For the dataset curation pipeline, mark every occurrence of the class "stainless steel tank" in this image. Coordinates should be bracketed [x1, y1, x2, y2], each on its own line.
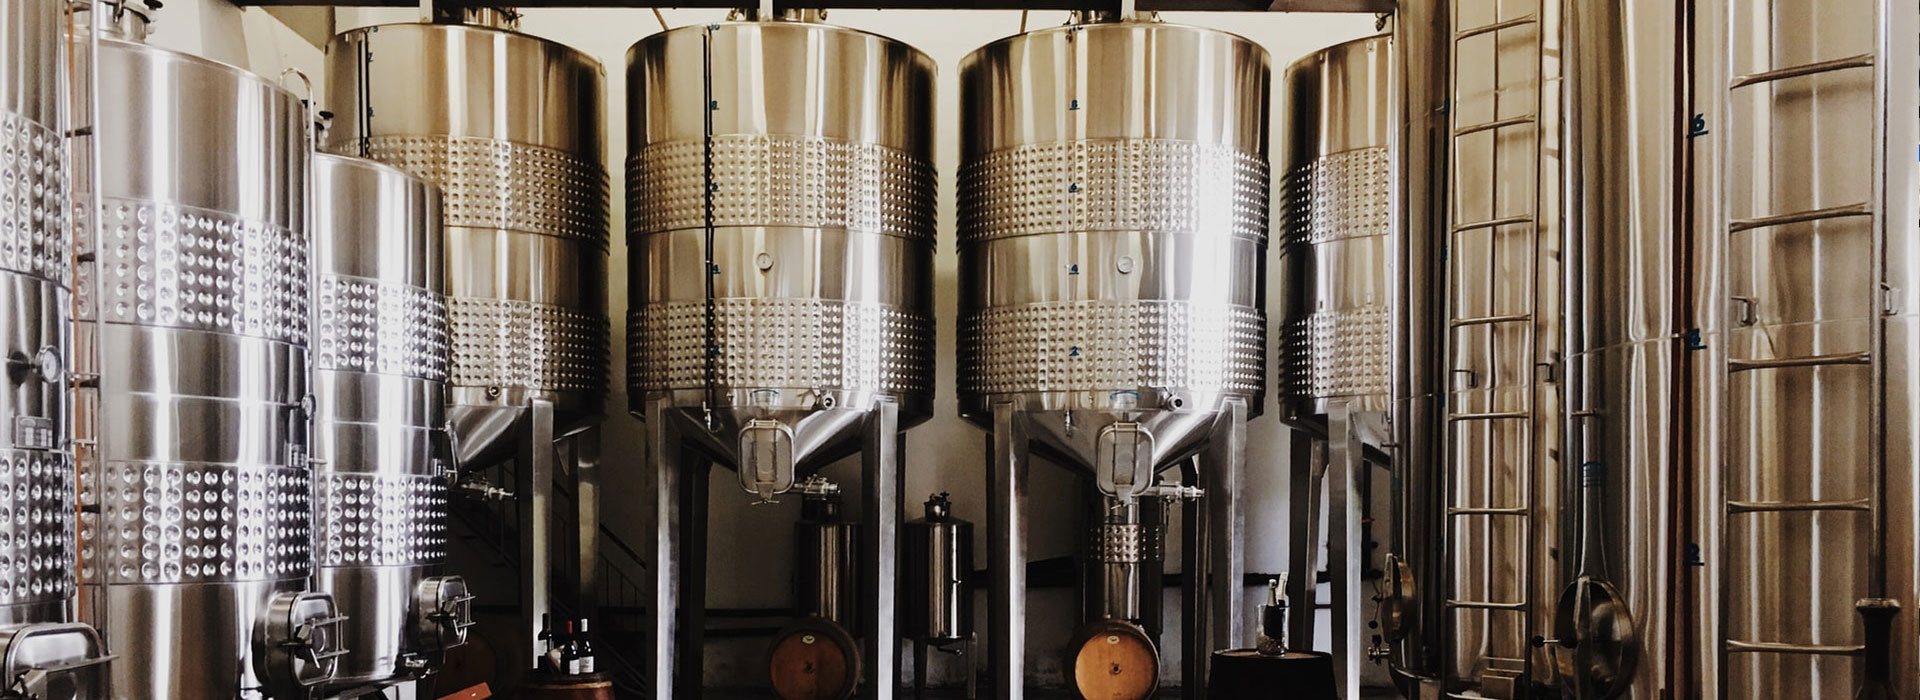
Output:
[1280, 35, 1393, 417]
[626, 14, 936, 492]
[321, 21, 610, 468]
[1277, 36, 1394, 696]
[71, 18, 342, 699]
[0, 2, 114, 692]
[957, 14, 1269, 466]
[958, 14, 1268, 698]
[1684, 0, 1919, 696]
[626, 16, 935, 698]
[0, 0, 79, 630]
[1426, 0, 1568, 695]
[309, 153, 471, 693]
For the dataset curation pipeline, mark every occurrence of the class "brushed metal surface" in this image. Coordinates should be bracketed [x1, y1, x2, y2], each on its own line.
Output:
[1431, 0, 1567, 694]
[1704, 0, 1916, 695]
[1279, 35, 1393, 416]
[956, 16, 1270, 470]
[323, 23, 610, 457]
[71, 33, 315, 699]
[0, 0, 73, 628]
[625, 18, 937, 474]
[1561, 4, 1680, 687]
[310, 154, 457, 691]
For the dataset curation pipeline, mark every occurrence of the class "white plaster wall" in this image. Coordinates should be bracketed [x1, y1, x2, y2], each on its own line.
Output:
[129, 4, 1384, 689]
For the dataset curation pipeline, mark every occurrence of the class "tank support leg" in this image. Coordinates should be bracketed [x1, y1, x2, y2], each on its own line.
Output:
[862, 399, 903, 699]
[1288, 428, 1327, 652]
[1198, 398, 1251, 694]
[1182, 457, 1209, 700]
[1328, 403, 1366, 700]
[647, 399, 710, 699]
[573, 425, 602, 621]
[516, 399, 556, 672]
[987, 403, 1029, 700]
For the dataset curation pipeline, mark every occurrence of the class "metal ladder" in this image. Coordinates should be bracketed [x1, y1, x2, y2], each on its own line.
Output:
[1717, 0, 1891, 685]
[1441, 0, 1552, 695]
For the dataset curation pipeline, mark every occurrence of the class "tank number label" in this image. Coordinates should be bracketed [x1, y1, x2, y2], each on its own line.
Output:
[11, 416, 51, 451]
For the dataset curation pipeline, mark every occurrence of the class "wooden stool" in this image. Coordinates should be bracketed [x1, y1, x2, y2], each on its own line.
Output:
[516, 672, 614, 700]
[1208, 650, 1337, 699]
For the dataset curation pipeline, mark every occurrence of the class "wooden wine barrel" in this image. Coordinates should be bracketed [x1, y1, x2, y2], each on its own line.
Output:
[1069, 620, 1159, 700]
[1207, 649, 1338, 699]
[516, 672, 614, 700]
[768, 618, 861, 700]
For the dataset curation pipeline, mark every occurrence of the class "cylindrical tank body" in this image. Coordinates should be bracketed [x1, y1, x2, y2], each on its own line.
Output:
[625, 17, 936, 484]
[309, 153, 467, 690]
[0, 0, 77, 628]
[1425, 0, 1568, 694]
[321, 23, 610, 469]
[73, 33, 322, 698]
[1561, 2, 1676, 697]
[905, 495, 972, 643]
[1683, 0, 1919, 696]
[793, 480, 860, 627]
[1280, 35, 1394, 417]
[957, 16, 1269, 467]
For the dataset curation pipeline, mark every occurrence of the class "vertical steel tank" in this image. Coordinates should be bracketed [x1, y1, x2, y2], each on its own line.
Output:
[1280, 35, 1394, 418]
[626, 14, 935, 697]
[1687, 0, 1920, 696]
[72, 12, 342, 699]
[626, 13, 936, 490]
[957, 14, 1268, 471]
[958, 13, 1268, 698]
[1277, 35, 1393, 696]
[0, 0, 78, 630]
[322, 21, 610, 467]
[1427, 0, 1569, 695]
[0, 1, 113, 692]
[309, 153, 471, 693]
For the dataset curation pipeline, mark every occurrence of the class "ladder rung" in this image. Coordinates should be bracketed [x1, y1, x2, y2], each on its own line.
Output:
[1456, 15, 1537, 40]
[1728, 498, 1871, 514]
[1448, 506, 1529, 516]
[1454, 215, 1534, 234]
[1446, 599, 1528, 611]
[1448, 411, 1529, 422]
[1726, 640, 1863, 656]
[1728, 352, 1871, 372]
[1451, 313, 1530, 328]
[1729, 202, 1873, 233]
[1454, 115, 1536, 137]
[1731, 53, 1877, 89]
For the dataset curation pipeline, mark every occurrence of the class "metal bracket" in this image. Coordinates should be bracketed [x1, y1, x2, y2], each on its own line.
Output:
[1094, 422, 1155, 502]
[738, 419, 795, 502]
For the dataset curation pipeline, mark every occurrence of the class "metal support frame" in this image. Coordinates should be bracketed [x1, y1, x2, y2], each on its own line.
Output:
[646, 397, 906, 699]
[515, 400, 556, 673]
[573, 426, 603, 622]
[1202, 399, 1251, 670]
[862, 400, 904, 700]
[986, 403, 1028, 700]
[1284, 404, 1371, 700]
[647, 397, 711, 699]
[1286, 430, 1326, 653]
[1326, 404, 1366, 700]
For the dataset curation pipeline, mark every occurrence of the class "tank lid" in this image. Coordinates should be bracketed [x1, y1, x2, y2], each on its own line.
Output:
[924, 492, 952, 520]
[90, 0, 159, 43]
[1067, 10, 1161, 25]
[729, 7, 828, 23]
[434, 6, 521, 29]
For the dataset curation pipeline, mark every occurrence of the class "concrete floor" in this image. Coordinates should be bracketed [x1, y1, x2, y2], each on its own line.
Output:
[706, 690, 1403, 699]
